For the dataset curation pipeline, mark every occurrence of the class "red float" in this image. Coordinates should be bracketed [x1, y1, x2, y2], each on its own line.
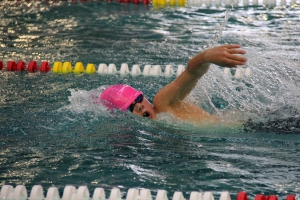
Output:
[7, 61, 17, 71]
[255, 195, 267, 200]
[286, 195, 295, 200]
[27, 61, 39, 73]
[236, 192, 248, 200]
[123, 0, 130, 3]
[133, 0, 139, 4]
[267, 196, 278, 200]
[39, 61, 51, 73]
[143, 0, 150, 4]
[0, 61, 3, 70]
[16, 61, 26, 71]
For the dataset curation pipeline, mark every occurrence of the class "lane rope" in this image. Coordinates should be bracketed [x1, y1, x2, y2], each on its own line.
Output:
[0, 185, 295, 200]
[0, 60, 252, 79]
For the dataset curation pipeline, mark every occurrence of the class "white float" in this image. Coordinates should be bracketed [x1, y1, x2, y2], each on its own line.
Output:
[109, 188, 121, 200]
[126, 188, 139, 200]
[224, 68, 232, 76]
[172, 192, 185, 200]
[107, 64, 117, 74]
[150, 65, 162, 76]
[120, 63, 130, 75]
[131, 65, 141, 76]
[62, 186, 77, 200]
[93, 188, 106, 200]
[164, 65, 174, 77]
[176, 65, 185, 77]
[140, 189, 152, 200]
[0, 185, 14, 200]
[155, 190, 168, 200]
[219, 192, 230, 200]
[189, 192, 202, 200]
[29, 185, 44, 200]
[12, 185, 27, 200]
[143, 65, 152, 76]
[203, 192, 214, 200]
[76, 186, 90, 200]
[46, 187, 60, 200]
[245, 67, 253, 76]
[98, 63, 108, 74]
[234, 68, 243, 79]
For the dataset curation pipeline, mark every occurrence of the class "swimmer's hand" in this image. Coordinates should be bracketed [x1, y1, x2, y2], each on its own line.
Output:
[203, 44, 247, 68]
[187, 44, 247, 77]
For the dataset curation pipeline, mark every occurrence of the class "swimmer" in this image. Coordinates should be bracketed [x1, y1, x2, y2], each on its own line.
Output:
[100, 44, 247, 124]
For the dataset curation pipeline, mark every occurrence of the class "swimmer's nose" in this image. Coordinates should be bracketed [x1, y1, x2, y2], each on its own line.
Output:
[136, 103, 144, 113]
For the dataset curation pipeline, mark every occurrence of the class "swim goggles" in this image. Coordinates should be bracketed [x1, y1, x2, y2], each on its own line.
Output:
[128, 94, 143, 112]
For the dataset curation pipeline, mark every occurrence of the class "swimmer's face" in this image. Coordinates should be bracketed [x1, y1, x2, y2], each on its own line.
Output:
[129, 96, 156, 119]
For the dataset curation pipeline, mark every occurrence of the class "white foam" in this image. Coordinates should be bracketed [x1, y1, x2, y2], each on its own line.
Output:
[62, 86, 109, 114]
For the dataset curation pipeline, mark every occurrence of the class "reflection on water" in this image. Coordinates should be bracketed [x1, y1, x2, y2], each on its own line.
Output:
[0, 1, 300, 199]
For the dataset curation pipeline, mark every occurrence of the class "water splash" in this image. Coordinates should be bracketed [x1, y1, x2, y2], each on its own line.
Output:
[192, 45, 300, 133]
[59, 86, 109, 114]
[204, 7, 232, 49]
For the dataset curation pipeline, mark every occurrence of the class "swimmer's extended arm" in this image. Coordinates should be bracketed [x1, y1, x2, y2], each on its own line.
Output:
[154, 44, 247, 110]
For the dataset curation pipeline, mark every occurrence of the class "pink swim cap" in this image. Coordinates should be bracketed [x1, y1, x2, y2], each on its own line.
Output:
[100, 84, 143, 111]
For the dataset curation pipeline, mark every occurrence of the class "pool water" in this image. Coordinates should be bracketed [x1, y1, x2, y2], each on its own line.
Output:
[0, 1, 300, 199]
